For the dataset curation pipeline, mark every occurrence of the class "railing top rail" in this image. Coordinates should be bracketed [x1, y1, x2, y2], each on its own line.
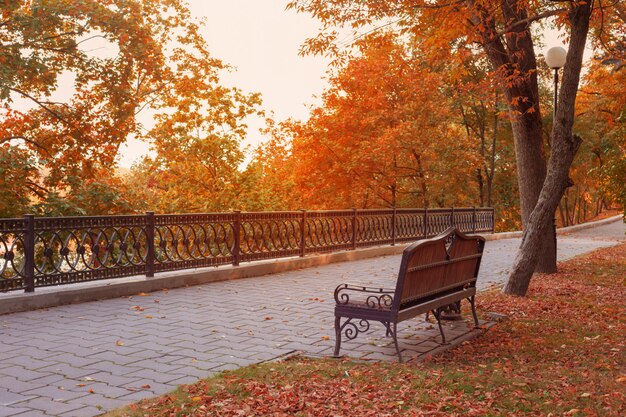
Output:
[0, 219, 25, 234]
[32, 214, 146, 222]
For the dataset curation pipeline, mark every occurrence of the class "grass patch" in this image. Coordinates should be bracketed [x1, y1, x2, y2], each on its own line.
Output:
[105, 244, 626, 416]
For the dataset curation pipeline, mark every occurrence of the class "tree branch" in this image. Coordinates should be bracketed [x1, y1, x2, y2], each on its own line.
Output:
[493, 8, 567, 40]
[0, 135, 53, 157]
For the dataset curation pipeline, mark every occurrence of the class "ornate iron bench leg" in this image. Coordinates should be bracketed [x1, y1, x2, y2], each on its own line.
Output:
[384, 321, 402, 363]
[467, 295, 479, 327]
[392, 322, 402, 363]
[334, 316, 342, 356]
[432, 308, 447, 344]
[385, 323, 392, 337]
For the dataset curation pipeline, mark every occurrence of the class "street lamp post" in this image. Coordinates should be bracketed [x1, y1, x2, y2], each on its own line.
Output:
[545, 46, 567, 268]
[545, 46, 567, 120]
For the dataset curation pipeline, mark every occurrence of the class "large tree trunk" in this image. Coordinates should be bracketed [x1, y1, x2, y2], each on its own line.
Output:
[504, 2, 591, 295]
[510, 112, 557, 273]
[470, 0, 557, 274]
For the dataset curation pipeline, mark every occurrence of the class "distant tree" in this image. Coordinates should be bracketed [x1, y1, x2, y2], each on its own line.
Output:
[255, 34, 478, 210]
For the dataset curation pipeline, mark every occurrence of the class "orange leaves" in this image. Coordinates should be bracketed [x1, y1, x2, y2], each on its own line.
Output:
[255, 32, 479, 210]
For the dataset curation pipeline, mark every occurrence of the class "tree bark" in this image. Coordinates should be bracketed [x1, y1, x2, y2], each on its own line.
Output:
[504, 1, 591, 295]
[469, 0, 557, 274]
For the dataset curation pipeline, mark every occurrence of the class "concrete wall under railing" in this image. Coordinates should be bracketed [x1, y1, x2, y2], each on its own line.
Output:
[0, 215, 622, 316]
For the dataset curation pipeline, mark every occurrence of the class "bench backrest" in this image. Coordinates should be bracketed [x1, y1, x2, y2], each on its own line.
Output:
[392, 228, 485, 310]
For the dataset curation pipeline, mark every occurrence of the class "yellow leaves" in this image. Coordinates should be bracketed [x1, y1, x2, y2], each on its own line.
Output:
[116, 340, 125, 346]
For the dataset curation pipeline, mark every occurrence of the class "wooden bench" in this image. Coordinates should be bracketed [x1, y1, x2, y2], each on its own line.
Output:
[333, 227, 485, 362]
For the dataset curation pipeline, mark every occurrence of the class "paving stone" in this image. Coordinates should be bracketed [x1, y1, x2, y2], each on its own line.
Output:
[0, 379, 45, 397]
[63, 393, 128, 411]
[124, 369, 183, 385]
[166, 375, 202, 387]
[0, 368, 50, 383]
[72, 382, 134, 399]
[0, 390, 36, 407]
[81, 361, 143, 375]
[114, 390, 156, 403]
[11, 397, 83, 416]
[121, 380, 176, 396]
[2, 410, 46, 417]
[58, 405, 104, 417]
[34, 365, 96, 381]
[64, 372, 141, 391]
[0, 405, 35, 417]
[40, 354, 100, 368]
[19, 386, 86, 402]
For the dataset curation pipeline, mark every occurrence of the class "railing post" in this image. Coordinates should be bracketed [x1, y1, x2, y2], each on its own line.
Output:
[391, 206, 397, 246]
[233, 210, 241, 266]
[24, 214, 35, 293]
[145, 211, 155, 278]
[352, 208, 358, 250]
[450, 206, 455, 228]
[424, 208, 429, 238]
[472, 206, 477, 234]
[300, 209, 307, 257]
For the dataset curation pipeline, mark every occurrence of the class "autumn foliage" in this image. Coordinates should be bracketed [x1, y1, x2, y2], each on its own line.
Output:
[0, 0, 623, 235]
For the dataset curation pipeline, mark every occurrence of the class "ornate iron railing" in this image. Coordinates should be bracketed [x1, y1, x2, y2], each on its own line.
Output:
[0, 207, 493, 293]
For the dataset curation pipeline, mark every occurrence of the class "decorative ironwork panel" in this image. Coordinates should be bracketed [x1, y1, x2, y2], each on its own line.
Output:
[427, 209, 453, 236]
[32, 216, 148, 287]
[395, 209, 426, 242]
[452, 209, 474, 233]
[475, 209, 495, 233]
[304, 210, 354, 254]
[239, 212, 301, 261]
[0, 207, 494, 293]
[354, 210, 394, 247]
[154, 213, 235, 271]
[0, 218, 27, 291]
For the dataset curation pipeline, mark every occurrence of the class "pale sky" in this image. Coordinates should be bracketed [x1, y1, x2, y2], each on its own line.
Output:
[115, 1, 571, 168]
[118, 0, 331, 167]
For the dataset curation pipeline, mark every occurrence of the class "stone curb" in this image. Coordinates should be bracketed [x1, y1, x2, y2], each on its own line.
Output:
[556, 214, 623, 235]
[482, 214, 623, 241]
[0, 244, 406, 316]
[1, 215, 621, 316]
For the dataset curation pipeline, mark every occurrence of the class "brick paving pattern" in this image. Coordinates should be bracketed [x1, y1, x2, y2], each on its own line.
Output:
[0, 220, 623, 416]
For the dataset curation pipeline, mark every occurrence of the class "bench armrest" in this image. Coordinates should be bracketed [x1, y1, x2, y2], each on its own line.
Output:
[334, 283, 395, 309]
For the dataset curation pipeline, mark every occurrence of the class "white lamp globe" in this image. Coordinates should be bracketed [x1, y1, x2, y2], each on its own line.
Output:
[545, 46, 567, 69]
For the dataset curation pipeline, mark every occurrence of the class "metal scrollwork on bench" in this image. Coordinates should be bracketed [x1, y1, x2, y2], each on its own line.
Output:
[334, 283, 395, 309]
[366, 294, 393, 309]
[339, 318, 371, 341]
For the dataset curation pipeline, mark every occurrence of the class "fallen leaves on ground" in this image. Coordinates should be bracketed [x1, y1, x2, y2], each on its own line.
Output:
[106, 244, 626, 417]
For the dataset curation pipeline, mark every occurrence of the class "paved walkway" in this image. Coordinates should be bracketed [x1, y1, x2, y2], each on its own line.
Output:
[0, 219, 623, 416]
